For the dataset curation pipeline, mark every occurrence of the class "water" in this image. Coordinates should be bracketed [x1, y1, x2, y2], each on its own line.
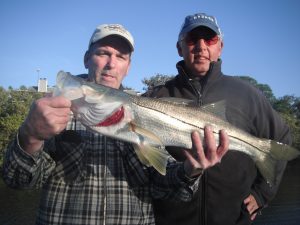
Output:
[254, 158, 300, 225]
[0, 158, 299, 225]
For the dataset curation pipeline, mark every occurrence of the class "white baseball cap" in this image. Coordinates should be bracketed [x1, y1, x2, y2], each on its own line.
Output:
[88, 24, 134, 51]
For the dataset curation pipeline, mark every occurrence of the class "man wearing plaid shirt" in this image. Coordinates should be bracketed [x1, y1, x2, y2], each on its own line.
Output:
[2, 24, 229, 225]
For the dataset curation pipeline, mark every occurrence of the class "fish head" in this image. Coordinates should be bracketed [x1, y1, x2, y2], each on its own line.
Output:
[54, 71, 125, 126]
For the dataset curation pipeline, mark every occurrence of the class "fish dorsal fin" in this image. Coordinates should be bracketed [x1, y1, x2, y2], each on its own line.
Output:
[200, 101, 227, 121]
[158, 97, 195, 105]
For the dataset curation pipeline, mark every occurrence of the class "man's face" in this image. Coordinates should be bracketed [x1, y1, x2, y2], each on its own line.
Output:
[177, 26, 223, 77]
[84, 36, 131, 89]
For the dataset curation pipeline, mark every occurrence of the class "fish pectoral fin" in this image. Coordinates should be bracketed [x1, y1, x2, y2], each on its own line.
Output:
[130, 123, 168, 175]
[130, 123, 163, 146]
[133, 144, 169, 176]
[133, 144, 151, 167]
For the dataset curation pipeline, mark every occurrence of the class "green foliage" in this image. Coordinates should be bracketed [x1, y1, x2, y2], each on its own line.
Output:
[142, 73, 174, 91]
[280, 112, 300, 150]
[273, 96, 300, 150]
[273, 95, 300, 117]
[0, 87, 43, 165]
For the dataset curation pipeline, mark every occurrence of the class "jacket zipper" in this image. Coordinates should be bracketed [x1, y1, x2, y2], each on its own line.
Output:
[184, 70, 208, 225]
[181, 69, 203, 106]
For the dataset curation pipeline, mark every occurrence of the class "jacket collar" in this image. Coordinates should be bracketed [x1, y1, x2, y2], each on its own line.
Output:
[176, 59, 223, 85]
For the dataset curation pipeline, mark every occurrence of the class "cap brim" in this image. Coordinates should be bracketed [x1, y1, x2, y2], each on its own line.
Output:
[179, 23, 220, 41]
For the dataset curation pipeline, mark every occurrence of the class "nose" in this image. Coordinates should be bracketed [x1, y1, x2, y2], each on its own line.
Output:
[194, 39, 207, 51]
[105, 55, 117, 69]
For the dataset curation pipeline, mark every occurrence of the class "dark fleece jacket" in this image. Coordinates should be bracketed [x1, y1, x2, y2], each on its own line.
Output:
[144, 60, 292, 225]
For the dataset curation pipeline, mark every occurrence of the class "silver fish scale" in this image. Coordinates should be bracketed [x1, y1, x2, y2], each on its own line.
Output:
[131, 96, 261, 151]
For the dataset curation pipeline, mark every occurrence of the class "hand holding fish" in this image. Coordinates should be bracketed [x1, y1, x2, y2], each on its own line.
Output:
[18, 96, 71, 154]
[183, 127, 229, 178]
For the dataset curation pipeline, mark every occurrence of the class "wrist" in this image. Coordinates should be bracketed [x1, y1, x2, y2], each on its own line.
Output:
[18, 124, 44, 154]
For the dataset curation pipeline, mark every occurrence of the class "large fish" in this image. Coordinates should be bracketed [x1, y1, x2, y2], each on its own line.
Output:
[54, 71, 299, 186]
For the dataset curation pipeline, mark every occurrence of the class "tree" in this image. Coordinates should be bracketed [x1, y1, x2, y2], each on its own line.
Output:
[273, 95, 300, 150]
[0, 87, 42, 165]
[273, 95, 300, 117]
[142, 73, 174, 91]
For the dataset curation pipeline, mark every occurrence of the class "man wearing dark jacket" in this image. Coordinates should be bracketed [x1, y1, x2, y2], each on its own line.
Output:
[144, 13, 292, 225]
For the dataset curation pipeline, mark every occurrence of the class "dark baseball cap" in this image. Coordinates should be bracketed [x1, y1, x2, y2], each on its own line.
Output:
[178, 13, 222, 41]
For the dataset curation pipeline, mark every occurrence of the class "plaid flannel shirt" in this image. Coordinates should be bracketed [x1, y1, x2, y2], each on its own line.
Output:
[3, 118, 199, 225]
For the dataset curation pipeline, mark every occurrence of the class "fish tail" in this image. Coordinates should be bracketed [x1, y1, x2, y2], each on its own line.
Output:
[255, 155, 278, 186]
[269, 140, 300, 160]
[133, 144, 169, 175]
[255, 140, 299, 186]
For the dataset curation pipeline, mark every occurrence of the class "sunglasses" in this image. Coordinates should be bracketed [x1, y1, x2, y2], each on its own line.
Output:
[183, 33, 219, 46]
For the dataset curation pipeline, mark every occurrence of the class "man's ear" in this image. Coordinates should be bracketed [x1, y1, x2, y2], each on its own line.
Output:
[177, 42, 183, 57]
[84, 51, 89, 69]
[218, 41, 224, 58]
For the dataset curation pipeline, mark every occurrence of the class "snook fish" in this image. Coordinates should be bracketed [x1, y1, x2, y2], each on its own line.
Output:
[54, 71, 299, 186]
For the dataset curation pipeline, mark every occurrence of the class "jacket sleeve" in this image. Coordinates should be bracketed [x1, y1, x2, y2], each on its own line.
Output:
[149, 159, 200, 202]
[120, 143, 200, 202]
[2, 132, 56, 189]
[249, 88, 293, 208]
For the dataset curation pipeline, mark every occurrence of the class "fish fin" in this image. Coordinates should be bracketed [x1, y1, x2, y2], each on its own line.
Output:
[255, 140, 299, 186]
[255, 155, 278, 187]
[133, 144, 151, 166]
[269, 140, 300, 160]
[158, 97, 195, 105]
[200, 101, 227, 121]
[130, 123, 168, 175]
[130, 123, 164, 146]
[137, 144, 169, 175]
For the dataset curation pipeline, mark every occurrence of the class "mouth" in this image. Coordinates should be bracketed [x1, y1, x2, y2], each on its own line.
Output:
[194, 55, 209, 60]
[194, 55, 210, 64]
[102, 73, 115, 79]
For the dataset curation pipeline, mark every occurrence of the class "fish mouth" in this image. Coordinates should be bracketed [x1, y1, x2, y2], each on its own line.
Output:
[96, 106, 125, 127]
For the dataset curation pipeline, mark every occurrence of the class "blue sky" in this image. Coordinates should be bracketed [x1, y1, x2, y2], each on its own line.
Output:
[1, 0, 299, 98]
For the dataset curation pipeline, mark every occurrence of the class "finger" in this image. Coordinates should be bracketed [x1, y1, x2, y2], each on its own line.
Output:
[250, 213, 257, 221]
[191, 131, 206, 163]
[51, 114, 71, 125]
[204, 126, 217, 160]
[183, 149, 199, 166]
[53, 108, 72, 118]
[243, 196, 250, 204]
[247, 204, 255, 214]
[217, 129, 229, 159]
[48, 96, 72, 108]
